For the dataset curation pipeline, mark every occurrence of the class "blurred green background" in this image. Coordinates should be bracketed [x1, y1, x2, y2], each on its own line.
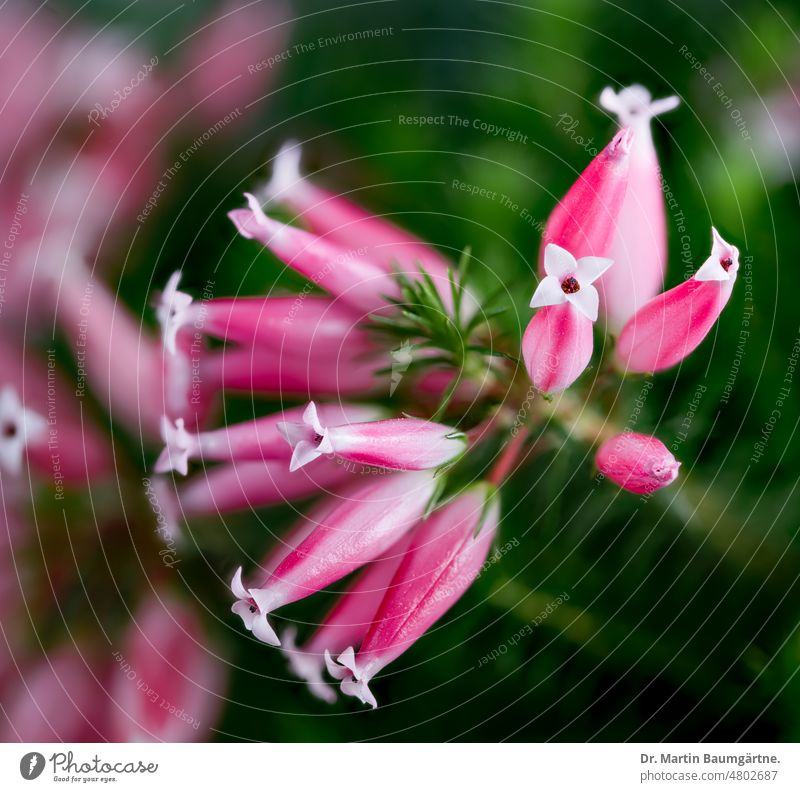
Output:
[51, 0, 800, 741]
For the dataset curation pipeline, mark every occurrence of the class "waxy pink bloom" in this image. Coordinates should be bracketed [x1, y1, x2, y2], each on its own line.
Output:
[153, 458, 355, 536]
[615, 228, 740, 373]
[540, 127, 634, 265]
[156, 403, 382, 476]
[597, 85, 681, 331]
[231, 470, 438, 646]
[523, 244, 612, 393]
[281, 534, 413, 703]
[157, 274, 383, 398]
[258, 141, 453, 281]
[326, 483, 499, 708]
[0, 645, 110, 742]
[109, 594, 224, 742]
[277, 401, 467, 472]
[596, 432, 680, 494]
[229, 195, 401, 315]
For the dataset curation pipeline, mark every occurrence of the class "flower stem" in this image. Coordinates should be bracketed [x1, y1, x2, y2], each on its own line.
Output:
[488, 426, 529, 487]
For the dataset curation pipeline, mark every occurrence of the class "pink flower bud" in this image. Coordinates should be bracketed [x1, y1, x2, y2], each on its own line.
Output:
[258, 142, 452, 280]
[596, 432, 680, 494]
[231, 470, 438, 646]
[597, 85, 680, 331]
[615, 228, 740, 373]
[229, 195, 400, 314]
[277, 401, 466, 472]
[280, 534, 413, 703]
[540, 127, 634, 265]
[156, 403, 382, 475]
[109, 594, 224, 741]
[523, 244, 607, 392]
[326, 483, 499, 708]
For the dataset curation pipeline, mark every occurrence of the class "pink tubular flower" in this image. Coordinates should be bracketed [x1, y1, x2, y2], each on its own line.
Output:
[597, 85, 681, 332]
[152, 457, 355, 537]
[540, 127, 634, 265]
[596, 432, 680, 494]
[0, 645, 109, 742]
[523, 244, 612, 393]
[280, 534, 413, 703]
[229, 195, 400, 314]
[109, 594, 223, 741]
[230, 470, 438, 646]
[277, 401, 467, 472]
[156, 403, 382, 476]
[326, 483, 499, 708]
[615, 228, 741, 373]
[258, 141, 453, 280]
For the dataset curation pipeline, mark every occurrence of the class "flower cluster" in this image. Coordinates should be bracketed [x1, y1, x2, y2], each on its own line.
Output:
[148, 84, 741, 708]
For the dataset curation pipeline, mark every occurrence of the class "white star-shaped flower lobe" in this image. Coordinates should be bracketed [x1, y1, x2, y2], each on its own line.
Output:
[155, 271, 193, 355]
[599, 84, 680, 126]
[229, 568, 280, 646]
[694, 227, 740, 282]
[0, 386, 47, 475]
[277, 401, 335, 472]
[154, 416, 193, 476]
[530, 243, 613, 322]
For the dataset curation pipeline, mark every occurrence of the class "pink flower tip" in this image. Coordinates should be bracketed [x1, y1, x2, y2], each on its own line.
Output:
[596, 432, 680, 494]
[155, 271, 194, 355]
[154, 416, 192, 476]
[694, 227, 740, 282]
[0, 385, 47, 475]
[324, 647, 377, 709]
[230, 567, 281, 646]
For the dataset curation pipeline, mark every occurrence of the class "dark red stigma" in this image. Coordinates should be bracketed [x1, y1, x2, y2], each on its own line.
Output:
[561, 276, 580, 294]
[721, 257, 733, 272]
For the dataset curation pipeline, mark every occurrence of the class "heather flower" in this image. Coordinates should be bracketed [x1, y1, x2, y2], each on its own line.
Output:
[277, 401, 466, 472]
[326, 483, 499, 708]
[230, 470, 438, 646]
[615, 228, 741, 373]
[597, 85, 680, 331]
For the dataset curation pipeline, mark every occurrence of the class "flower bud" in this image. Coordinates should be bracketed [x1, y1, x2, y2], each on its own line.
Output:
[596, 432, 680, 494]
